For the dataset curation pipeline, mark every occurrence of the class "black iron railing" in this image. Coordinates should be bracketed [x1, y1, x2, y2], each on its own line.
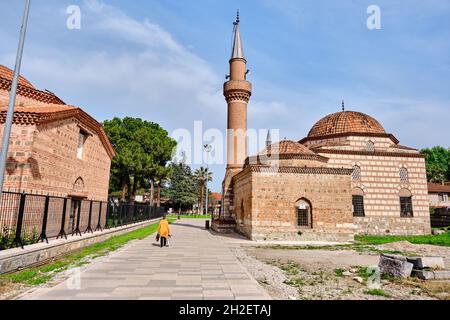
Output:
[0, 191, 165, 250]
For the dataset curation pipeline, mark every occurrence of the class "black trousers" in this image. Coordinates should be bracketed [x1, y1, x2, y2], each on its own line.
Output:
[160, 236, 167, 247]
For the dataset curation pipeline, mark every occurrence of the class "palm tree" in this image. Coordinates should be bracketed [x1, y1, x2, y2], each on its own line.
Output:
[194, 167, 213, 215]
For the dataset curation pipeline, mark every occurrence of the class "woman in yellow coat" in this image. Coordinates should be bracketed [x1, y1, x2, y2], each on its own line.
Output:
[157, 214, 170, 247]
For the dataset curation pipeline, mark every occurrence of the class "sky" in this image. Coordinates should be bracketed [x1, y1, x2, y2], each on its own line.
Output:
[1, 0, 449, 192]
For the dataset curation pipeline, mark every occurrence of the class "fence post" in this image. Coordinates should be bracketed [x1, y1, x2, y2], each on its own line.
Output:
[72, 201, 82, 236]
[38, 195, 50, 243]
[57, 198, 68, 239]
[13, 192, 26, 249]
[85, 200, 93, 234]
[95, 202, 103, 232]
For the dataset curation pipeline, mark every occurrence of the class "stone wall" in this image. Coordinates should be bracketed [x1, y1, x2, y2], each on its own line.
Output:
[233, 171, 253, 237]
[234, 169, 355, 241]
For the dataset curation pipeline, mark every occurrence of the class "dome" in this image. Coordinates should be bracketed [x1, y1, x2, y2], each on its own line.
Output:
[260, 140, 315, 155]
[307, 111, 385, 138]
[0, 65, 34, 88]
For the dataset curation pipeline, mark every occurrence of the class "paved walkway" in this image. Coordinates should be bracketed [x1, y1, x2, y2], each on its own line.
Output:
[21, 219, 270, 300]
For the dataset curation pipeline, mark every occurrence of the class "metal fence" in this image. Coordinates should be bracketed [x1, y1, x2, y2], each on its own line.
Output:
[0, 191, 166, 250]
[431, 210, 450, 228]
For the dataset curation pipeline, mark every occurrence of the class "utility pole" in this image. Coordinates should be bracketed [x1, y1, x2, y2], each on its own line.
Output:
[0, 0, 32, 195]
[204, 144, 212, 216]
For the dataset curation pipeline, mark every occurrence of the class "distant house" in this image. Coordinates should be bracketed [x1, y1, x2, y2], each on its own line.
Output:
[0, 65, 115, 201]
[428, 183, 450, 214]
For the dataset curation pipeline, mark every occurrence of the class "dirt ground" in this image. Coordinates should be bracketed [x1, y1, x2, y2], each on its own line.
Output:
[233, 242, 450, 300]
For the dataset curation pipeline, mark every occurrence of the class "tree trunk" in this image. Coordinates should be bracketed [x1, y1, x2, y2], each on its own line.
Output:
[131, 177, 138, 203]
[121, 183, 127, 203]
[199, 182, 204, 216]
[157, 182, 161, 207]
[150, 179, 155, 207]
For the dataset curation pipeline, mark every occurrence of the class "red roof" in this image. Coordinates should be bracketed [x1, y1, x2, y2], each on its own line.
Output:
[428, 183, 450, 193]
[0, 64, 34, 88]
[210, 192, 222, 201]
[0, 65, 115, 159]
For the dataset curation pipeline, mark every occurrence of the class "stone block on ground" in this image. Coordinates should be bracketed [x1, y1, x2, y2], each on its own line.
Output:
[412, 269, 435, 280]
[412, 269, 450, 280]
[378, 254, 413, 278]
[407, 257, 445, 270]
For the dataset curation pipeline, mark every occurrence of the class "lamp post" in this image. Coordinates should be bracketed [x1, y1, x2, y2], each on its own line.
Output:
[204, 144, 212, 216]
[0, 0, 32, 195]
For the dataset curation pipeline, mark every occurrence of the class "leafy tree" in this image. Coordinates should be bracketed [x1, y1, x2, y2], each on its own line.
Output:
[103, 117, 177, 202]
[420, 146, 450, 183]
[194, 167, 213, 215]
[165, 157, 197, 213]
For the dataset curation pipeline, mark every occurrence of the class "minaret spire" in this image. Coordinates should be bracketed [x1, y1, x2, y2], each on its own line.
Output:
[231, 10, 245, 60]
[266, 130, 272, 149]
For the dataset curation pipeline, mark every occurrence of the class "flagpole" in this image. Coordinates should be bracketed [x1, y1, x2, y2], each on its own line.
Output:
[0, 0, 32, 194]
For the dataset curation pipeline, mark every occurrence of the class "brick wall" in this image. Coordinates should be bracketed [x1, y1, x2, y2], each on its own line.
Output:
[0, 118, 111, 201]
[305, 135, 431, 235]
[234, 169, 355, 241]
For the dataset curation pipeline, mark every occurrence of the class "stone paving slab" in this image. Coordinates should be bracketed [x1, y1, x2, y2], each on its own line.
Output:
[20, 219, 271, 300]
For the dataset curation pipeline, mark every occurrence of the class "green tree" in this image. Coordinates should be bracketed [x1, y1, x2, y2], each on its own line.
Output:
[165, 158, 197, 213]
[103, 117, 177, 202]
[420, 146, 450, 183]
[194, 167, 213, 215]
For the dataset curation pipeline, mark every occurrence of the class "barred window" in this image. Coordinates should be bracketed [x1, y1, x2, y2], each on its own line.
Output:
[352, 196, 365, 217]
[352, 165, 361, 181]
[297, 199, 312, 228]
[366, 141, 375, 152]
[400, 189, 413, 217]
[352, 188, 365, 217]
[399, 167, 409, 182]
[400, 197, 413, 217]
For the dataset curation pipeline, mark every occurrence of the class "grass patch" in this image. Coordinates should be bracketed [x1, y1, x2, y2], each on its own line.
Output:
[279, 262, 300, 276]
[365, 289, 390, 297]
[334, 268, 345, 277]
[0, 218, 174, 290]
[284, 278, 305, 287]
[355, 232, 450, 247]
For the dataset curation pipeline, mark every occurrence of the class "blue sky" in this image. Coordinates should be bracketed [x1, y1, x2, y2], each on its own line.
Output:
[1, 0, 449, 192]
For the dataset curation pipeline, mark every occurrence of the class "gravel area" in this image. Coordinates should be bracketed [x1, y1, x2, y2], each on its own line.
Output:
[232, 243, 449, 300]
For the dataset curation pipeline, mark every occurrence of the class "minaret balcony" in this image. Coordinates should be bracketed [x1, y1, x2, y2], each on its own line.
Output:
[223, 80, 252, 96]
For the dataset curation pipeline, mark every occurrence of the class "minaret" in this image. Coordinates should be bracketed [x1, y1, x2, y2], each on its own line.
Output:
[224, 10, 252, 170]
[220, 11, 252, 223]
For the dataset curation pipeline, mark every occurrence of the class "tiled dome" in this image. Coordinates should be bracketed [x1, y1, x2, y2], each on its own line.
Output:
[308, 111, 385, 138]
[260, 140, 315, 155]
[0, 65, 34, 88]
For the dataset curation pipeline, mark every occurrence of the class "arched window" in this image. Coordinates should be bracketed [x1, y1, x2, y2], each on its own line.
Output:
[399, 189, 413, 217]
[352, 188, 365, 217]
[352, 165, 361, 181]
[366, 141, 375, 152]
[296, 199, 312, 228]
[400, 167, 409, 183]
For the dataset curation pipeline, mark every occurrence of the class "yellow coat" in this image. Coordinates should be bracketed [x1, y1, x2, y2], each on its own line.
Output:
[158, 219, 170, 238]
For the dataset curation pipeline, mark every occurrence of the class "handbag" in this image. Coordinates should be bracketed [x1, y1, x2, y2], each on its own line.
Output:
[156, 233, 160, 242]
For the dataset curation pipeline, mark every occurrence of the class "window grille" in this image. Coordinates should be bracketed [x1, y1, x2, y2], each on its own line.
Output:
[352, 195, 365, 217]
[399, 167, 409, 183]
[400, 197, 413, 217]
[366, 141, 375, 152]
[297, 200, 312, 228]
[352, 165, 361, 181]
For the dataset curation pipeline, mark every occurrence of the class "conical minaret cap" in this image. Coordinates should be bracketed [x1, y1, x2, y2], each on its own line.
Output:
[231, 10, 245, 59]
